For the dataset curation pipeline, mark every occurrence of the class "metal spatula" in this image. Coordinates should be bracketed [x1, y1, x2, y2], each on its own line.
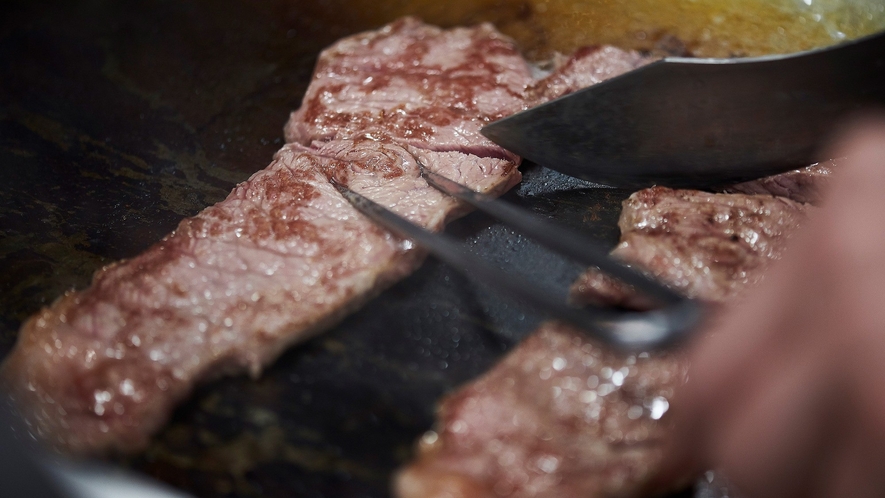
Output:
[482, 30, 885, 188]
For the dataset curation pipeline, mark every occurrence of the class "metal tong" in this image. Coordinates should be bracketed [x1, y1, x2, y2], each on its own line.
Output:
[334, 166, 705, 351]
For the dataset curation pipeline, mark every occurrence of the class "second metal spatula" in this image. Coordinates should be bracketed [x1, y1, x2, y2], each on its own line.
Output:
[482, 30, 885, 188]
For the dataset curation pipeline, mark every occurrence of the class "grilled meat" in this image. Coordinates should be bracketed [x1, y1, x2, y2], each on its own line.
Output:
[727, 160, 835, 205]
[572, 187, 809, 309]
[397, 187, 809, 498]
[525, 45, 653, 104]
[0, 18, 527, 455]
[284, 17, 531, 159]
[396, 321, 686, 498]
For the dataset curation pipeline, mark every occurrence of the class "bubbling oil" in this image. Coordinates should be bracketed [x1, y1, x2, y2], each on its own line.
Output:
[352, 0, 885, 58]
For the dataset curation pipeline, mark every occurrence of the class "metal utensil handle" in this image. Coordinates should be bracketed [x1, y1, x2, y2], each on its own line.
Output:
[333, 180, 704, 350]
[420, 164, 684, 306]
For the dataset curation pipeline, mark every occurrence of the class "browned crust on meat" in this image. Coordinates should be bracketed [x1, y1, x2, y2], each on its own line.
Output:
[572, 187, 809, 307]
[395, 322, 686, 498]
[398, 186, 812, 498]
[524, 45, 654, 105]
[727, 160, 835, 205]
[1, 18, 527, 456]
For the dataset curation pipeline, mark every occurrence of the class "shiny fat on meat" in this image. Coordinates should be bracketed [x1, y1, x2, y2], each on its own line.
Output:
[524, 45, 653, 105]
[397, 322, 686, 498]
[571, 187, 810, 310]
[0, 18, 529, 455]
[727, 160, 836, 205]
[284, 17, 531, 160]
[396, 187, 810, 498]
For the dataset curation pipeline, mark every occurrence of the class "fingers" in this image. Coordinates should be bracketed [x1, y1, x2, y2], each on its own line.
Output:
[660, 221, 822, 483]
[819, 117, 885, 270]
[713, 345, 839, 498]
[819, 427, 885, 498]
[660, 117, 885, 496]
[815, 299, 885, 498]
[824, 116, 885, 182]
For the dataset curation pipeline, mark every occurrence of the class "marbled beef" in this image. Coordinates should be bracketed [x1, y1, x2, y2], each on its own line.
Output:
[284, 18, 531, 160]
[727, 160, 835, 205]
[525, 45, 653, 105]
[396, 187, 809, 498]
[571, 187, 809, 309]
[396, 321, 687, 498]
[0, 18, 529, 455]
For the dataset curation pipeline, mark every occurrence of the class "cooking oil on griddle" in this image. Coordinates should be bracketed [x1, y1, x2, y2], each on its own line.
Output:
[346, 0, 885, 58]
[519, 0, 885, 57]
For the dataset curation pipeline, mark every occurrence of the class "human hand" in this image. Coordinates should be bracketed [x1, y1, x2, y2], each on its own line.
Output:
[659, 117, 885, 498]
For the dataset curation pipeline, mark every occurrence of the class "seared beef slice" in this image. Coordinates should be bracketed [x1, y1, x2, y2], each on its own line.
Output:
[285, 17, 530, 158]
[0, 18, 529, 455]
[397, 322, 686, 498]
[397, 188, 809, 498]
[572, 187, 809, 308]
[728, 160, 835, 205]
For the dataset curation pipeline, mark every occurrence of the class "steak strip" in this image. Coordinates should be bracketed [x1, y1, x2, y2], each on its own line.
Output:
[396, 187, 809, 498]
[727, 160, 835, 205]
[0, 17, 662, 456]
[571, 186, 810, 309]
[0, 17, 529, 455]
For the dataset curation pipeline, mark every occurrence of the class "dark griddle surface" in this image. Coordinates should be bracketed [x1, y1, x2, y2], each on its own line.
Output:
[0, 1, 675, 496]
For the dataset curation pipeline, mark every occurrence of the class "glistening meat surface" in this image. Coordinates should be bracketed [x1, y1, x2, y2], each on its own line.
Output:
[524, 45, 653, 105]
[396, 187, 809, 498]
[727, 160, 835, 205]
[397, 322, 687, 498]
[284, 18, 531, 159]
[0, 18, 528, 455]
[0, 16, 662, 456]
[572, 187, 810, 309]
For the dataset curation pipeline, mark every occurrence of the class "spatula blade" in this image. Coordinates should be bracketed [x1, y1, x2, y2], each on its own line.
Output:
[482, 30, 885, 189]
